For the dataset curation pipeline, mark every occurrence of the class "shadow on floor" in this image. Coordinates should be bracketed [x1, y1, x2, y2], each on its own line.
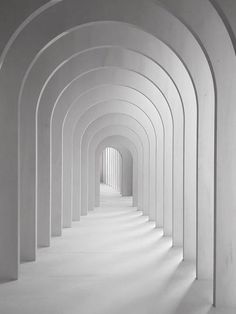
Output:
[0, 184, 233, 314]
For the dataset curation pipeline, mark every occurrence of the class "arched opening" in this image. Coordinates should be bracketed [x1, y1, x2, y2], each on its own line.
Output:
[99, 146, 134, 208]
[100, 147, 123, 194]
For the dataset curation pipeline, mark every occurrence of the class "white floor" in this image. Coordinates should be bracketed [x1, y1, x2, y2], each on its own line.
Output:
[0, 184, 234, 314]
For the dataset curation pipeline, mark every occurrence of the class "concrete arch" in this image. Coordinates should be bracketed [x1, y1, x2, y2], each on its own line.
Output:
[94, 139, 137, 209]
[16, 31, 188, 256]
[74, 105, 154, 217]
[41, 77, 166, 238]
[49, 67, 183, 244]
[61, 86, 166, 227]
[49, 53, 180, 240]
[99, 147, 132, 198]
[12, 14, 207, 272]
[79, 115, 149, 219]
[95, 136, 137, 207]
[19, 23, 189, 245]
[88, 128, 143, 215]
[0, 0, 221, 302]
[46, 61, 174, 236]
[81, 125, 144, 216]
[14, 22, 197, 278]
[16, 22, 195, 262]
[99, 147, 124, 195]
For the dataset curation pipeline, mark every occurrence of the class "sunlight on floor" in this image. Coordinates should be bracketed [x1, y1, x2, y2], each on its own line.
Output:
[0, 184, 233, 314]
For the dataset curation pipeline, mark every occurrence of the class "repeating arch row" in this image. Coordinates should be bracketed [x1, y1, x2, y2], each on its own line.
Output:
[0, 0, 235, 308]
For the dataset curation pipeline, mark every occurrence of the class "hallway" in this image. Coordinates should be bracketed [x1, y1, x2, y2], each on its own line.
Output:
[1, 1, 236, 312]
[0, 184, 229, 314]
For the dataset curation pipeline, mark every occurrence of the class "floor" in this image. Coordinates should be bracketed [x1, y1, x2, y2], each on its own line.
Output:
[0, 184, 234, 314]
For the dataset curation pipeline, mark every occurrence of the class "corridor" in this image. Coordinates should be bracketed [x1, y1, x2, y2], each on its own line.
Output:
[0, 184, 229, 314]
[1, 1, 236, 312]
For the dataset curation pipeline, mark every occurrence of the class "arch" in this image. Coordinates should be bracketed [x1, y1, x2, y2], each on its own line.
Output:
[76, 108, 153, 217]
[95, 138, 136, 205]
[89, 128, 142, 214]
[49, 55, 180, 237]
[82, 120, 146, 219]
[18, 21, 192, 260]
[62, 87, 164, 222]
[1, 1, 227, 304]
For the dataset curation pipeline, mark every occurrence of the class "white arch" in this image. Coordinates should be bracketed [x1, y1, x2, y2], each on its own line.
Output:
[77, 108, 153, 216]
[62, 86, 164, 224]
[95, 136, 137, 206]
[18, 22, 192, 262]
[0, 1, 223, 304]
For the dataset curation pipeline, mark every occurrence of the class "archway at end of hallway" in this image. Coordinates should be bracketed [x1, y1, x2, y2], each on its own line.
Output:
[99, 146, 133, 207]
